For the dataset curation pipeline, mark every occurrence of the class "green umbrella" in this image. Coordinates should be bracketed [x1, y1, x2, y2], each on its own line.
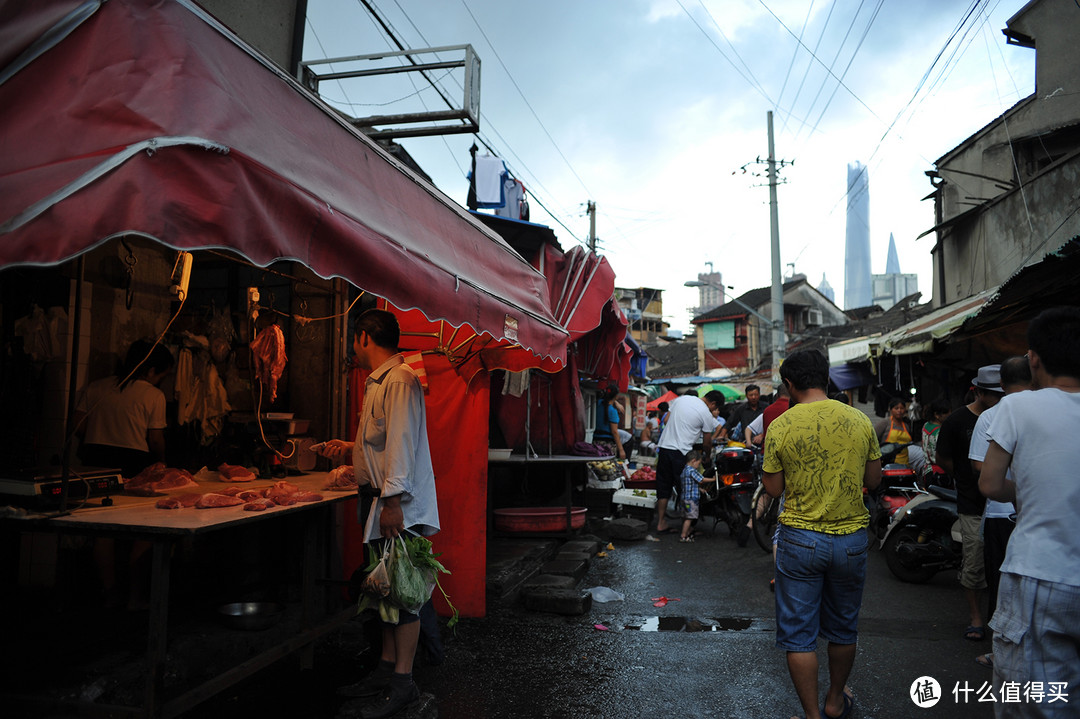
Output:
[696, 383, 743, 401]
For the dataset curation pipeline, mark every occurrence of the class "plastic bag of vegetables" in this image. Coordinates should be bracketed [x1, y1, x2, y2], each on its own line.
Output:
[356, 534, 459, 629]
[388, 536, 436, 614]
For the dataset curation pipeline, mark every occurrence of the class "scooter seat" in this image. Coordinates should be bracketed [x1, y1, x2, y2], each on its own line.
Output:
[928, 485, 957, 502]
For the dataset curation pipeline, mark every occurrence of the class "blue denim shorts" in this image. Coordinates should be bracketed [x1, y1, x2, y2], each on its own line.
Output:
[774, 524, 868, 652]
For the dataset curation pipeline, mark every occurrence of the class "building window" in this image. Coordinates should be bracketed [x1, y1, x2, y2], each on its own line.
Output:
[703, 320, 736, 349]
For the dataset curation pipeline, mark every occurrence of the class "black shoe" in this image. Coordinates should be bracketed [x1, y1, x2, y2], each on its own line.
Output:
[337, 666, 393, 698]
[736, 525, 751, 547]
[360, 680, 420, 719]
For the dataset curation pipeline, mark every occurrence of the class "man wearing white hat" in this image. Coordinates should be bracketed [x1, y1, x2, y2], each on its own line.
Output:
[936, 364, 1004, 643]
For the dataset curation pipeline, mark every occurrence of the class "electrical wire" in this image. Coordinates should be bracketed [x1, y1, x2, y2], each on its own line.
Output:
[774, 0, 818, 123]
[757, 0, 887, 131]
[779, 0, 837, 136]
[678, 0, 775, 107]
[354, 0, 587, 246]
[457, 0, 595, 200]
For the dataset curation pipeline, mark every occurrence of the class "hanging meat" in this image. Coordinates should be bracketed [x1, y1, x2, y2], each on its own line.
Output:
[249, 324, 287, 403]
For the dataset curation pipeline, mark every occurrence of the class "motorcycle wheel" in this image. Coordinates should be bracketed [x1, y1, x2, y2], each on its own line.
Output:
[750, 483, 779, 554]
[883, 526, 938, 584]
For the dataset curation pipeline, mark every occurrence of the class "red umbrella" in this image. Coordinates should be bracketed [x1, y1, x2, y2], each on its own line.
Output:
[646, 390, 679, 411]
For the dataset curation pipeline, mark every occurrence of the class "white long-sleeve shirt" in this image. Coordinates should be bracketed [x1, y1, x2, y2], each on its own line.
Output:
[353, 355, 439, 540]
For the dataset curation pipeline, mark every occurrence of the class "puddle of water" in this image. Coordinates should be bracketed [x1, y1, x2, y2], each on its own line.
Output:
[623, 616, 754, 632]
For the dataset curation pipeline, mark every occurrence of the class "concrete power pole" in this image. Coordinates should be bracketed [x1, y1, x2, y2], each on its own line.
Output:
[766, 111, 788, 388]
[586, 200, 597, 253]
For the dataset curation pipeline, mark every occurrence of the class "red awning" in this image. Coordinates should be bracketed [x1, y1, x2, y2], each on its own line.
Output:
[646, 390, 679, 411]
[541, 244, 630, 390]
[0, 0, 567, 363]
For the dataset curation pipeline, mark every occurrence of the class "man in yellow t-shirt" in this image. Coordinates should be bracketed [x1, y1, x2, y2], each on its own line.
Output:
[763, 349, 881, 719]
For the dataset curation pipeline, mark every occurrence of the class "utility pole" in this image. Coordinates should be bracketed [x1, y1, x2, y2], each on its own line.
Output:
[766, 111, 786, 388]
[738, 113, 792, 387]
[586, 200, 597, 253]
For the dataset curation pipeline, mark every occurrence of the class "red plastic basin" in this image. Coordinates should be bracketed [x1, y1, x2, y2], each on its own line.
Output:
[494, 507, 587, 533]
[623, 478, 656, 490]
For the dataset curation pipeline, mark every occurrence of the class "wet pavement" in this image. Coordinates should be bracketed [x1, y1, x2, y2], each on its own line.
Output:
[188, 519, 995, 719]
[9, 519, 1001, 718]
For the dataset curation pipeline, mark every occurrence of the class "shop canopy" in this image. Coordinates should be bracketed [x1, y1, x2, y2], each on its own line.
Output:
[0, 0, 568, 364]
[872, 289, 998, 357]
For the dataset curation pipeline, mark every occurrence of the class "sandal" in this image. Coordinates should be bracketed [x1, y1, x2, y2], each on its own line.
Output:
[823, 688, 854, 719]
[964, 625, 986, 641]
[975, 653, 994, 668]
[679, 536, 694, 543]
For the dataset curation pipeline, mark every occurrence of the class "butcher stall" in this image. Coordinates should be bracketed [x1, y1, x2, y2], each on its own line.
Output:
[0, 0, 570, 716]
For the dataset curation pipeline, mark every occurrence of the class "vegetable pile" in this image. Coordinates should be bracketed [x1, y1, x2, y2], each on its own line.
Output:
[357, 535, 459, 629]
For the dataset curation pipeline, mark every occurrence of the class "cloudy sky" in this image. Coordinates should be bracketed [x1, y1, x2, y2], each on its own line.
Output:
[303, 0, 1035, 333]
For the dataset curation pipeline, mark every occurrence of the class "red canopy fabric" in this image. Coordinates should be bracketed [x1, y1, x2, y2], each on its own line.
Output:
[0, 0, 567, 363]
[647, 390, 679, 411]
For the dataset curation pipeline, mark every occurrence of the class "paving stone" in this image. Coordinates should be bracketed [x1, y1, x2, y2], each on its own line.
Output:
[521, 587, 593, 615]
[562, 539, 601, 555]
[521, 574, 577, 590]
[555, 551, 593, 564]
[540, 558, 589, 582]
[606, 517, 648, 541]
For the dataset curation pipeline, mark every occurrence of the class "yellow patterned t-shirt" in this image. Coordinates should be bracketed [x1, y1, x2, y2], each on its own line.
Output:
[763, 399, 882, 535]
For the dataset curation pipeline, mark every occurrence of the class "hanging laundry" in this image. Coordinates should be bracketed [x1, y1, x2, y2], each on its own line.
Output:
[495, 178, 527, 221]
[471, 154, 507, 207]
[501, 369, 530, 397]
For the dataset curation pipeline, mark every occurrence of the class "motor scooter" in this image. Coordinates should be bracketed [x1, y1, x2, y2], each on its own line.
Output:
[864, 442, 922, 540]
[881, 483, 962, 583]
[701, 443, 757, 541]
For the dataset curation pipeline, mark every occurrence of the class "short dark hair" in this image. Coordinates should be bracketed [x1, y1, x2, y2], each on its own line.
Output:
[745, 384, 760, 394]
[1000, 355, 1032, 390]
[120, 340, 174, 388]
[888, 397, 907, 410]
[657, 402, 669, 412]
[927, 399, 950, 418]
[703, 390, 726, 411]
[354, 308, 399, 350]
[1027, 307, 1080, 379]
[685, 450, 702, 464]
[780, 349, 829, 392]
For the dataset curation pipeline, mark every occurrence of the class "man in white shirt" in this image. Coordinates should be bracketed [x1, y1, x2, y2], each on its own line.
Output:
[654, 390, 725, 533]
[967, 355, 1031, 669]
[318, 309, 438, 719]
[980, 307, 1080, 717]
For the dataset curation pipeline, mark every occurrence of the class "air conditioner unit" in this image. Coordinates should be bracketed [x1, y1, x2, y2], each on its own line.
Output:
[806, 308, 823, 326]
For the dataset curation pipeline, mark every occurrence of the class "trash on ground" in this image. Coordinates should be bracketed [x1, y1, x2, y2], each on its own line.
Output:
[594, 624, 609, 631]
[651, 596, 681, 607]
[584, 586, 625, 603]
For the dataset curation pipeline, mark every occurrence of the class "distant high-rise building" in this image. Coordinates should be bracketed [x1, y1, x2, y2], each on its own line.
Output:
[692, 265, 724, 316]
[885, 232, 901, 274]
[817, 273, 835, 303]
[872, 233, 918, 310]
[844, 162, 872, 309]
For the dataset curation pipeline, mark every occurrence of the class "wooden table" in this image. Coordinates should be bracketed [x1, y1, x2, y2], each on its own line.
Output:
[487, 454, 613, 538]
[3, 473, 355, 719]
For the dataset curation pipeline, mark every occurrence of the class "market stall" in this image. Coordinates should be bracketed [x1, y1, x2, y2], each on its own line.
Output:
[0, 0, 572, 714]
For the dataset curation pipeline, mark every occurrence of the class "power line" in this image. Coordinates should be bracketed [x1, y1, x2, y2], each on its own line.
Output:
[352, 0, 587, 245]
[757, 0, 887, 131]
[774, 0, 817, 116]
[779, 0, 837, 136]
[679, 0, 773, 106]
[458, 0, 595, 199]
[803, 0, 886, 141]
